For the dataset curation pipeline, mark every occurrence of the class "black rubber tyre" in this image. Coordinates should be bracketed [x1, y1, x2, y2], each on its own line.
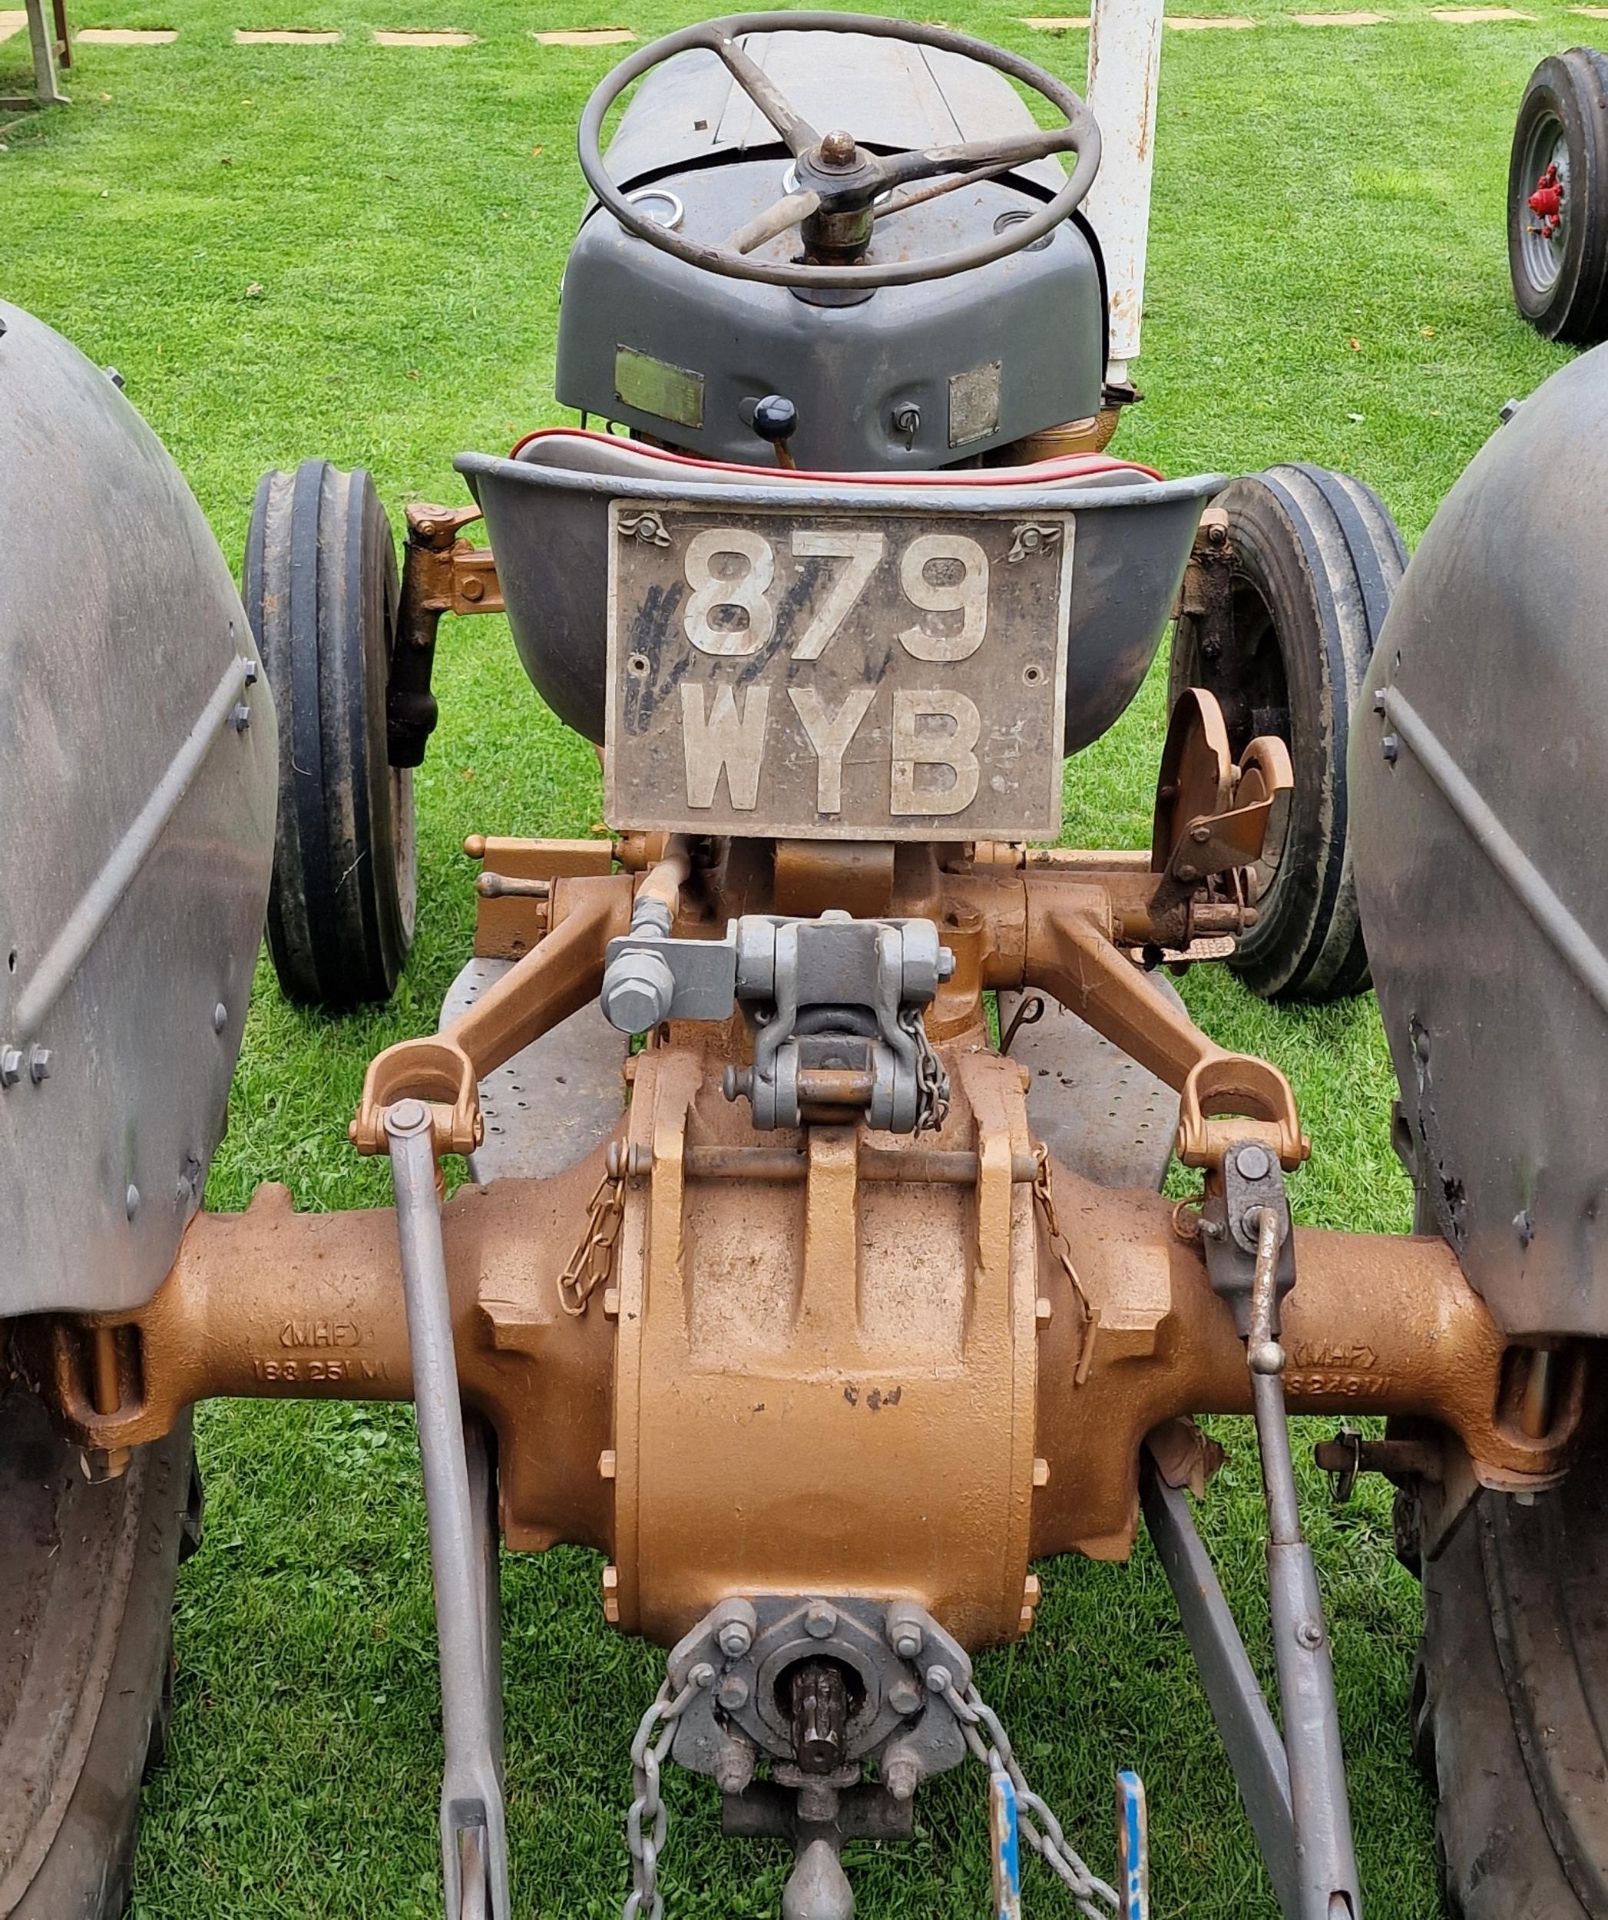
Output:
[246, 459, 416, 1009]
[1407, 1425, 1608, 1919]
[1169, 464, 1405, 1002]
[0, 1394, 200, 1919]
[1508, 50, 1608, 347]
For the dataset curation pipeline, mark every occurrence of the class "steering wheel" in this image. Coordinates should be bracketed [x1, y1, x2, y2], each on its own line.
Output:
[576, 11, 1102, 292]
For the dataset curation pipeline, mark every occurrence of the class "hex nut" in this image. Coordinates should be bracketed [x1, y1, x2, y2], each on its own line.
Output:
[0, 1047, 21, 1088]
[717, 1619, 753, 1658]
[803, 1600, 838, 1639]
[887, 1679, 923, 1717]
[602, 948, 676, 1035]
[716, 1674, 750, 1712]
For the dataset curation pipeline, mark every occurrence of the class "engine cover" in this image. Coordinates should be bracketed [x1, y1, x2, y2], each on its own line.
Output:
[0, 303, 277, 1316]
[554, 30, 1108, 470]
[1352, 346, 1608, 1338]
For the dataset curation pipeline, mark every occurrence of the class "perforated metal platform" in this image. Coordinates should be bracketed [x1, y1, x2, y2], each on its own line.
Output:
[441, 962, 1181, 1191]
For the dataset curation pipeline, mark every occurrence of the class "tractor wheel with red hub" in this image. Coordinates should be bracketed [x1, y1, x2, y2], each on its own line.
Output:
[1509, 49, 1608, 345]
[1168, 464, 1406, 1003]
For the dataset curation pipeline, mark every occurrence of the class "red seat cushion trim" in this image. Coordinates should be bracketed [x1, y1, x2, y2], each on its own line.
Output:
[507, 425, 1162, 486]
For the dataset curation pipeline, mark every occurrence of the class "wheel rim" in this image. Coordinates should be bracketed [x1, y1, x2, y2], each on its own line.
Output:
[1519, 110, 1570, 295]
[1216, 577, 1293, 902]
[392, 764, 417, 942]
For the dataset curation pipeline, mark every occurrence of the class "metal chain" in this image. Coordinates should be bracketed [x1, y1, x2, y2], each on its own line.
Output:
[623, 1662, 712, 1920]
[557, 1158, 626, 1317]
[902, 1004, 951, 1133]
[937, 1670, 1121, 1919]
[1033, 1143, 1096, 1324]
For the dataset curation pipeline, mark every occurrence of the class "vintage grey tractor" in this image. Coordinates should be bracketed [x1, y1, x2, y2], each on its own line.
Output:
[4, 14, 1606, 1919]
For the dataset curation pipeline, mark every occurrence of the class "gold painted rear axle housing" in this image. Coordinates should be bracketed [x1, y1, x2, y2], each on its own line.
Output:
[17, 841, 1581, 1653]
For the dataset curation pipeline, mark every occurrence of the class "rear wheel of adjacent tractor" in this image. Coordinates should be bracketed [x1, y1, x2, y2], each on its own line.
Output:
[1406, 1426, 1608, 1919]
[246, 459, 416, 1009]
[0, 1393, 200, 1919]
[1508, 50, 1608, 346]
[1168, 464, 1405, 1002]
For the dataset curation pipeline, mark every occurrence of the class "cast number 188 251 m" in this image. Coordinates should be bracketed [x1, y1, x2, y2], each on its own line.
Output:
[681, 526, 990, 662]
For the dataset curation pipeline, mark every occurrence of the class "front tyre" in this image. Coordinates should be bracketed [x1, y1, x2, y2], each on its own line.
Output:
[1508, 50, 1608, 346]
[1169, 464, 1405, 1003]
[246, 460, 416, 1009]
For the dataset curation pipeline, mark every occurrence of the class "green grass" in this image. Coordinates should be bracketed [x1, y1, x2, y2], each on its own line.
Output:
[0, 2, 1579, 1913]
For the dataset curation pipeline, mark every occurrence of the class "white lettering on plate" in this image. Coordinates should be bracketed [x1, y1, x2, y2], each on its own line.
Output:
[787, 686, 876, 813]
[890, 690, 982, 815]
[681, 683, 770, 809]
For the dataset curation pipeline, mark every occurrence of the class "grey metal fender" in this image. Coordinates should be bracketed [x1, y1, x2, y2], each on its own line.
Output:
[0, 303, 277, 1317]
[1350, 345, 1608, 1338]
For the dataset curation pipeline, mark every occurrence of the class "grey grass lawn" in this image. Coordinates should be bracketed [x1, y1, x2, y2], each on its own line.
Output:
[1, 4, 1576, 1912]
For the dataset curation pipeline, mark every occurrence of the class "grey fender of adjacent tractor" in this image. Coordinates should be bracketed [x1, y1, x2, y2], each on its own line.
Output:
[1509, 48, 1608, 346]
[1170, 462, 1406, 1002]
[1352, 345, 1608, 1915]
[0, 302, 278, 1917]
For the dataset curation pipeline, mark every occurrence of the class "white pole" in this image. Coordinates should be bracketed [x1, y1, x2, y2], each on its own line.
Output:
[1082, 0, 1165, 386]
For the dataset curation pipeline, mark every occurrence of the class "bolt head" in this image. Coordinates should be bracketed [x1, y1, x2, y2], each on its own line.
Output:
[0, 1047, 21, 1088]
[80, 1445, 132, 1483]
[1234, 1143, 1271, 1181]
[213, 1002, 229, 1034]
[602, 948, 675, 1035]
[1249, 1339, 1286, 1376]
[389, 1097, 427, 1132]
[27, 1045, 50, 1084]
[230, 702, 252, 732]
[125, 1183, 141, 1221]
[717, 1620, 753, 1658]
[1189, 823, 1211, 845]
[803, 1600, 838, 1639]
[713, 1742, 756, 1796]
[1175, 863, 1199, 884]
[882, 1753, 921, 1801]
[1381, 733, 1400, 764]
[887, 1678, 923, 1717]
[716, 1673, 750, 1711]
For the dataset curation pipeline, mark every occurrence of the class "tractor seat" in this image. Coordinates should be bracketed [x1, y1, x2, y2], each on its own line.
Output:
[456, 430, 1221, 754]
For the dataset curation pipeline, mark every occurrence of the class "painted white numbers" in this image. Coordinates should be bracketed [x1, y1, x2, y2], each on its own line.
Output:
[897, 533, 989, 662]
[682, 527, 776, 656]
[681, 526, 990, 664]
[790, 529, 885, 660]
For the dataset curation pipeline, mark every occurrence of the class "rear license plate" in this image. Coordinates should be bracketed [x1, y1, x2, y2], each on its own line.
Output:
[604, 501, 1074, 841]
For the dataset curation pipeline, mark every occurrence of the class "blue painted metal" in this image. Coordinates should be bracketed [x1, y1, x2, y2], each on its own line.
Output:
[1116, 1769, 1149, 1920]
[989, 1762, 1022, 1920]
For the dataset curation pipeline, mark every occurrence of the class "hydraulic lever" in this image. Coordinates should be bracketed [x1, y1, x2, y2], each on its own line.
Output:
[386, 1101, 512, 1920]
[1143, 1145, 1362, 1920]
